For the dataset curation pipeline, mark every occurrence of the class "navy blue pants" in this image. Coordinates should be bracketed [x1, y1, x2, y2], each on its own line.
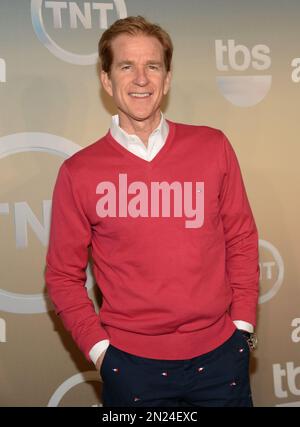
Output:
[100, 329, 253, 407]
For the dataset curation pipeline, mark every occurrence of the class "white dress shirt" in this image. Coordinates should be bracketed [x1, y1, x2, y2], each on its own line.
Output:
[89, 114, 254, 367]
[110, 113, 169, 161]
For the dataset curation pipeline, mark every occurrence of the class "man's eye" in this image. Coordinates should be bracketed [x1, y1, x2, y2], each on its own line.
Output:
[149, 65, 159, 70]
[121, 65, 131, 70]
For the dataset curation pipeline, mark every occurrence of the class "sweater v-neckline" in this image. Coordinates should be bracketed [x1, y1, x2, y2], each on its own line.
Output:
[105, 120, 176, 167]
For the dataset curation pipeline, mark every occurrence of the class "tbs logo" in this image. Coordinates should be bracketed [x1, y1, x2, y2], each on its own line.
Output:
[215, 39, 272, 107]
[31, 0, 128, 65]
[273, 362, 300, 401]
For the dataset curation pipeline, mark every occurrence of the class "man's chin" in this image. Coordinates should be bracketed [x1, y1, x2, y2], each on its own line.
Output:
[117, 109, 161, 127]
[125, 111, 160, 123]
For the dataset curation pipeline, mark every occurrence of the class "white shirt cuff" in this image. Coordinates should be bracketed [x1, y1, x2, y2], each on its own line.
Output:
[89, 340, 110, 366]
[233, 320, 254, 333]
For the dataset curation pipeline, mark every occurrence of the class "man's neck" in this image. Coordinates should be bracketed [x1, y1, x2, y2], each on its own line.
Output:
[118, 113, 161, 147]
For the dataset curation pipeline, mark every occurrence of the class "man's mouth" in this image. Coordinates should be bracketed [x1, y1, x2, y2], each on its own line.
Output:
[129, 92, 152, 98]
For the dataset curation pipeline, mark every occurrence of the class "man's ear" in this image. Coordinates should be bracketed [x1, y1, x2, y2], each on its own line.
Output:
[163, 70, 172, 96]
[100, 70, 113, 97]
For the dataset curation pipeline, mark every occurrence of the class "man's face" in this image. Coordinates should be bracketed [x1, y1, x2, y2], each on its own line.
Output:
[101, 33, 172, 131]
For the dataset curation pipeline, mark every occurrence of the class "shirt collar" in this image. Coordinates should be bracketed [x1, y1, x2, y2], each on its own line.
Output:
[110, 113, 169, 152]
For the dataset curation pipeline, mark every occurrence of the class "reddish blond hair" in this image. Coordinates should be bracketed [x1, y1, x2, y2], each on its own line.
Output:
[98, 16, 173, 74]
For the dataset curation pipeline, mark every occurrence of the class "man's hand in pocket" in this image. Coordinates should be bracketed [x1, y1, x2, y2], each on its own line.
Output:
[96, 349, 107, 382]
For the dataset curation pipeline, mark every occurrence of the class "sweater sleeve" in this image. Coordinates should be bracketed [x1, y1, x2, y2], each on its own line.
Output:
[218, 133, 259, 327]
[45, 162, 109, 362]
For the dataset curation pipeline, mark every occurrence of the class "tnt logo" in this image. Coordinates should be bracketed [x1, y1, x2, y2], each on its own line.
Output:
[31, 0, 127, 65]
[0, 57, 6, 83]
[258, 239, 284, 304]
[291, 58, 300, 83]
[45, 1, 114, 29]
[48, 372, 102, 406]
[0, 132, 94, 315]
[0, 201, 51, 249]
[215, 39, 272, 107]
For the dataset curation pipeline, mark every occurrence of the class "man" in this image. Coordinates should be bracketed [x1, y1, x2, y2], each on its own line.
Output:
[46, 16, 259, 407]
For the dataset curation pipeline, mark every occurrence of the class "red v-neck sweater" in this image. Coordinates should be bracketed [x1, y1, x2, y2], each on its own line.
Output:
[46, 121, 259, 362]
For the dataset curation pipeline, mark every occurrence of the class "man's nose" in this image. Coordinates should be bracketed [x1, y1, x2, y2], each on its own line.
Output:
[133, 67, 149, 86]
